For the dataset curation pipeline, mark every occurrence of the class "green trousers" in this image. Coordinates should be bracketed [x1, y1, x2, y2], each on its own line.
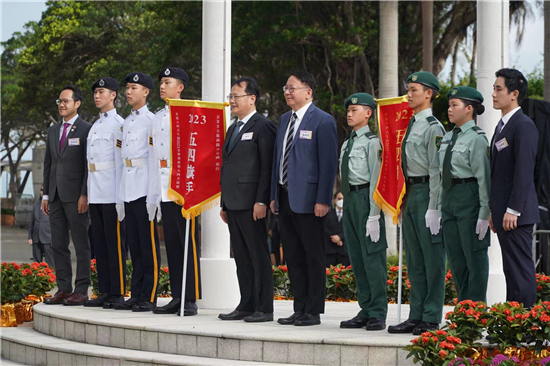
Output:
[441, 181, 489, 303]
[402, 183, 446, 324]
[343, 188, 388, 320]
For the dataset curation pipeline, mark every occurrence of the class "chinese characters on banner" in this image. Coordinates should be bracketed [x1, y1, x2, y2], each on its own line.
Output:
[373, 96, 414, 224]
[167, 99, 227, 219]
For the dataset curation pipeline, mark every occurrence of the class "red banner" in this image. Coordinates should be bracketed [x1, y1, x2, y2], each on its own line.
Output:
[373, 96, 414, 224]
[167, 99, 227, 219]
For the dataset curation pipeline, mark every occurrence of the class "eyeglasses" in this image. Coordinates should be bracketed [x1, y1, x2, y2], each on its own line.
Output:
[282, 86, 310, 94]
[56, 99, 72, 106]
[227, 94, 251, 100]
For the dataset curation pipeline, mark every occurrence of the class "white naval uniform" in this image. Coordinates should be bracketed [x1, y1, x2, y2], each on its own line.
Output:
[149, 105, 172, 203]
[119, 105, 157, 204]
[87, 109, 124, 204]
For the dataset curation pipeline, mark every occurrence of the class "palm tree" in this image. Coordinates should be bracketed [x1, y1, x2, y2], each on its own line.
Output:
[422, 1, 433, 73]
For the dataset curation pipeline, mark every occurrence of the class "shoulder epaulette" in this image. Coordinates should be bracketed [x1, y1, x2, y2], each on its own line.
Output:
[365, 131, 376, 139]
[472, 126, 486, 135]
[427, 116, 439, 125]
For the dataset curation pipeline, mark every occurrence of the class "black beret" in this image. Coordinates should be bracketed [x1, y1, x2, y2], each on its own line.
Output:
[158, 67, 189, 86]
[92, 77, 119, 92]
[124, 72, 154, 90]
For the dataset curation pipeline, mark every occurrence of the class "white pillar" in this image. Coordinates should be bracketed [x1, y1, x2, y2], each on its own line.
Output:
[477, 0, 508, 305]
[379, 0, 399, 255]
[198, 0, 240, 309]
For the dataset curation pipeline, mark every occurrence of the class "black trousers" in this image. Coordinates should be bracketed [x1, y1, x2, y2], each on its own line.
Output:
[160, 201, 201, 301]
[271, 226, 282, 265]
[32, 241, 55, 268]
[325, 252, 350, 268]
[278, 188, 326, 314]
[89, 204, 126, 296]
[497, 224, 537, 308]
[227, 209, 274, 313]
[125, 197, 160, 303]
[49, 195, 90, 294]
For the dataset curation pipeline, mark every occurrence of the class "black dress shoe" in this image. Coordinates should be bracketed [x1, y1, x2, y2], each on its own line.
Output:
[153, 298, 181, 314]
[366, 318, 386, 331]
[219, 309, 253, 320]
[114, 298, 139, 310]
[340, 315, 369, 328]
[244, 312, 273, 323]
[413, 321, 440, 335]
[176, 301, 198, 316]
[103, 295, 124, 309]
[132, 301, 156, 312]
[294, 313, 321, 326]
[84, 293, 110, 307]
[387, 319, 422, 334]
[277, 312, 304, 325]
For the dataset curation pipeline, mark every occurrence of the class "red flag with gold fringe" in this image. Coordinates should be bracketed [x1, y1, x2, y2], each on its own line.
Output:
[373, 96, 414, 224]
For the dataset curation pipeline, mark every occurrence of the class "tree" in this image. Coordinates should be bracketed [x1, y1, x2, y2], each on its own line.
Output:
[422, 1, 433, 73]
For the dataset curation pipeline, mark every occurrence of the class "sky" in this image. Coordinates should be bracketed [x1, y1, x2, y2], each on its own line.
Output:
[0, 0, 545, 198]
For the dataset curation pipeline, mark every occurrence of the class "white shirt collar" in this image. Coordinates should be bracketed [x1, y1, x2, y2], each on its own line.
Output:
[501, 106, 521, 126]
[63, 114, 79, 125]
[131, 105, 149, 116]
[239, 110, 257, 126]
[292, 101, 312, 121]
[100, 108, 116, 120]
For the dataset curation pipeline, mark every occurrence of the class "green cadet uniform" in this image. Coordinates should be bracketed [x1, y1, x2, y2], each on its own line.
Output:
[340, 93, 388, 322]
[400, 72, 446, 326]
[439, 86, 490, 303]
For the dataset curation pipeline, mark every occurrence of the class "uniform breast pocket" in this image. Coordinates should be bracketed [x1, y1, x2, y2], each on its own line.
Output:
[405, 135, 423, 158]
[349, 148, 367, 170]
[451, 144, 470, 167]
[90, 133, 113, 155]
[127, 132, 147, 156]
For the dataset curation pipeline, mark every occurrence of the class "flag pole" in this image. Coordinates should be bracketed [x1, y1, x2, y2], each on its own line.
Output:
[179, 218, 191, 317]
[397, 224, 403, 323]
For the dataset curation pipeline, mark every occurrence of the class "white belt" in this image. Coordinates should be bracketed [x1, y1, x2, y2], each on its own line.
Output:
[159, 159, 171, 169]
[89, 160, 115, 172]
[124, 158, 148, 168]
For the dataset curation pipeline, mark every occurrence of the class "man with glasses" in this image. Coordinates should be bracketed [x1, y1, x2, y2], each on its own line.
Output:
[270, 71, 338, 326]
[218, 77, 276, 322]
[43, 85, 92, 306]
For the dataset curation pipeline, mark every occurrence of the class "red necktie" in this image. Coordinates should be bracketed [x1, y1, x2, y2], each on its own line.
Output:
[59, 123, 70, 151]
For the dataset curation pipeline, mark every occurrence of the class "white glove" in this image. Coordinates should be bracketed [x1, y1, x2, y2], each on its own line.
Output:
[425, 209, 441, 236]
[156, 204, 162, 222]
[146, 203, 157, 222]
[476, 219, 489, 241]
[116, 204, 125, 222]
[366, 215, 381, 243]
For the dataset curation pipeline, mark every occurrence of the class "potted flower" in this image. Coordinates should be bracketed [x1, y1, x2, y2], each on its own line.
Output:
[483, 301, 529, 351]
[405, 329, 468, 365]
[444, 300, 488, 344]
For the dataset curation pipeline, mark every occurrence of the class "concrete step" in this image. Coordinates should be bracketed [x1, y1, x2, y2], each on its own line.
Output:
[1, 325, 302, 366]
[28, 300, 429, 365]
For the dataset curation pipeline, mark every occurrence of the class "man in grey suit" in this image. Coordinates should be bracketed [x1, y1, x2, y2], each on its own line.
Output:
[42, 85, 93, 306]
[28, 186, 54, 267]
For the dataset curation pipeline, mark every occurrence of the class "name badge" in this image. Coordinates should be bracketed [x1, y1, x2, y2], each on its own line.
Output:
[68, 138, 80, 146]
[495, 138, 508, 151]
[299, 130, 312, 140]
[241, 132, 253, 141]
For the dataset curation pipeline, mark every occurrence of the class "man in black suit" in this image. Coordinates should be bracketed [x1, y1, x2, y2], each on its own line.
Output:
[28, 186, 54, 267]
[489, 68, 540, 308]
[43, 85, 93, 306]
[219, 77, 276, 322]
[325, 191, 350, 267]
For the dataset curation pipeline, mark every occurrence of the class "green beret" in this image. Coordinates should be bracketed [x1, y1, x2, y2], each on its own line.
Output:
[447, 86, 484, 104]
[407, 71, 440, 92]
[345, 93, 376, 109]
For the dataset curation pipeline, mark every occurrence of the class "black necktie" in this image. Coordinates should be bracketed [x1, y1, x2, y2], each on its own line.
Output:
[401, 116, 415, 180]
[229, 121, 244, 149]
[282, 113, 297, 185]
[442, 128, 460, 192]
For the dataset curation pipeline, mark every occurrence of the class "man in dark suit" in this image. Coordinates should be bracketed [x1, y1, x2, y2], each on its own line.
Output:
[28, 186, 54, 267]
[219, 77, 276, 323]
[270, 71, 338, 326]
[43, 85, 93, 305]
[489, 68, 540, 308]
[325, 191, 350, 267]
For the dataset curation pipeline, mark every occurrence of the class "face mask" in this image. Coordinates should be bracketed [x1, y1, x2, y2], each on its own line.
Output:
[336, 199, 343, 208]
